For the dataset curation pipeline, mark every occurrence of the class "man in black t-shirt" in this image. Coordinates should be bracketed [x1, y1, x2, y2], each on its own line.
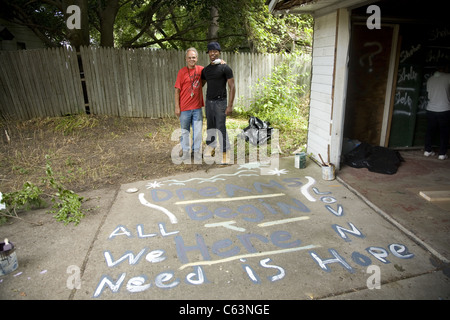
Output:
[201, 42, 236, 164]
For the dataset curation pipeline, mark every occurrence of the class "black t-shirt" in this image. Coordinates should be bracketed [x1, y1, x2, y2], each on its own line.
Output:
[201, 63, 234, 100]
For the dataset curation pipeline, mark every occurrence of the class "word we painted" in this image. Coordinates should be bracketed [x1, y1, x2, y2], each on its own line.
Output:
[93, 221, 294, 297]
[92, 171, 416, 297]
[92, 177, 312, 297]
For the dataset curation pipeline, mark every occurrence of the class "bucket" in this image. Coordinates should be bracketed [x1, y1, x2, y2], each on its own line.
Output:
[295, 152, 306, 169]
[0, 241, 18, 276]
[322, 163, 336, 181]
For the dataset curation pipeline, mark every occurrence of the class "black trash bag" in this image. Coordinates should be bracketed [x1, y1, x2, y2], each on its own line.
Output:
[343, 142, 404, 174]
[342, 142, 372, 168]
[239, 116, 273, 146]
[366, 146, 404, 175]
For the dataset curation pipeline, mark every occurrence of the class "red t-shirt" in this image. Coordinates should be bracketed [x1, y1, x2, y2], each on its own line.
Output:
[175, 65, 204, 111]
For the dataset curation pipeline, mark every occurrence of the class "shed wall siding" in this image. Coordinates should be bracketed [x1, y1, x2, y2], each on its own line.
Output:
[307, 12, 337, 163]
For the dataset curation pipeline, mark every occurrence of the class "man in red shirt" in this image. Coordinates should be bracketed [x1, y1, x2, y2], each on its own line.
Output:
[175, 48, 205, 162]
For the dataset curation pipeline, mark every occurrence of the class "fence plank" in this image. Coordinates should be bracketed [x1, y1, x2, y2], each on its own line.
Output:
[1, 47, 311, 120]
[0, 47, 85, 119]
[23, 50, 44, 118]
[0, 52, 22, 119]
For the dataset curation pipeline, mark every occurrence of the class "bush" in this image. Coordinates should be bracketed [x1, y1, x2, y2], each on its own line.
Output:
[235, 52, 310, 152]
[0, 182, 46, 225]
[0, 155, 86, 226]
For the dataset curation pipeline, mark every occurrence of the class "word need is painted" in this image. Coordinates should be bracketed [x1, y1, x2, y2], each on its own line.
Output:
[92, 169, 415, 297]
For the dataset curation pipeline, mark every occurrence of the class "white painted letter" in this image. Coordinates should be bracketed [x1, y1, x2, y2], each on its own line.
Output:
[366, 5, 381, 29]
[93, 273, 126, 298]
[66, 5, 81, 30]
[126, 276, 151, 293]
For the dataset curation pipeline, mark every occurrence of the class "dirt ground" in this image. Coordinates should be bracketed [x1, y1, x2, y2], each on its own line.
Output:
[1, 114, 300, 197]
[0, 115, 227, 196]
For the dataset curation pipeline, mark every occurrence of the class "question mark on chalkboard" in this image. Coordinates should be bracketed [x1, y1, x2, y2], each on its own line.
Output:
[359, 42, 383, 73]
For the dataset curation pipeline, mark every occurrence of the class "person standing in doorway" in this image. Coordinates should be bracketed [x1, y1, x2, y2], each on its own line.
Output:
[424, 65, 450, 160]
[175, 47, 204, 162]
[201, 42, 236, 164]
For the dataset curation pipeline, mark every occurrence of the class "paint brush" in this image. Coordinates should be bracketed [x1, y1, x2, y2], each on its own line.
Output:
[318, 154, 328, 166]
[3, 238, 12, 251]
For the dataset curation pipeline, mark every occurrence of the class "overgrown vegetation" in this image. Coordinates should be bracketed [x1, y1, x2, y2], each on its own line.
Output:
[0, 115, 201, 226]
[0, 51, 311, 226]
[0, 182, 45, 225]
[54, 113, 99, 136]
[0, 155, 86, 226]
[235, 52, 310, 153]
[43, 155, 86, 226]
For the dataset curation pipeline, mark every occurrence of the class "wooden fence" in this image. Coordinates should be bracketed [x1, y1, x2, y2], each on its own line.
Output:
[0, 47, 85, 120]
[0, 46, 311, 120]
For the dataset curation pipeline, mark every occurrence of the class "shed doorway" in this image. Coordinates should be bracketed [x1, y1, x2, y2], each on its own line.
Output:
[343, 23, 398, 147]
[343, 0, 450, 152]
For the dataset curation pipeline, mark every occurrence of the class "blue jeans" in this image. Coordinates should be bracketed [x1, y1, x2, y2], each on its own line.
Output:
[179, 108, 203, 153]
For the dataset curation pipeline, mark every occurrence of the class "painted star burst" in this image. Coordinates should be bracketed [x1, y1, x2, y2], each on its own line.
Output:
[145, 181, 164, 189]
[266, 168, 289, 176]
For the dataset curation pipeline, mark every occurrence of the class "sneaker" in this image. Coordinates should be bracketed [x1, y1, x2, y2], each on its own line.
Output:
[424, 151, 435, 157]
[438, 154, 448, 160]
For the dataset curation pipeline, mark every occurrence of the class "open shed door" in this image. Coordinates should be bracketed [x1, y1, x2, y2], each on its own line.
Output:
[344, 23, 397, 146]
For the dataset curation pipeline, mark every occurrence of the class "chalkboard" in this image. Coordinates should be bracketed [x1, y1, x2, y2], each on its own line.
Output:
[389, 24, 450, 148]
[388, 63, 423, 147]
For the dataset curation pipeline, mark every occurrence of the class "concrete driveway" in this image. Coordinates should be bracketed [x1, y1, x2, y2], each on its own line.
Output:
[1, 156, 449, 303]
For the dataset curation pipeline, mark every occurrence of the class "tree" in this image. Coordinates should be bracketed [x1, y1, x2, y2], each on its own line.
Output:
[208, 4, 219, 41]
[0, 0, 312, 53]
[0, 0, 125, 49]
[0, 0, 67, 47]
[94, 0, 120, 47]
[0, 0, 90, 49]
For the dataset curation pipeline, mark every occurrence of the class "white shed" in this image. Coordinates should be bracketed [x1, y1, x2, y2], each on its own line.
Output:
[269, 0, 449, 169]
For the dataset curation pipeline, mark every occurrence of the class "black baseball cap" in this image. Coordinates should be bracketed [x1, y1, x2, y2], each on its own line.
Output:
[207, 42, 221, 52]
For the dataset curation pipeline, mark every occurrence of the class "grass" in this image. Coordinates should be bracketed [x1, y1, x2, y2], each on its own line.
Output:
[0, 106, 309, 226]
[0, 51, 311, 225]
[1, 110, 308, 194]
[1, 115, 176, 193]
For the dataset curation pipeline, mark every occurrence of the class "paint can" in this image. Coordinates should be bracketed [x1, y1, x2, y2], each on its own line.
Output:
[0, 240, 18, 276]
[295, 152, 306, 169]
[322, 163, 336, 181]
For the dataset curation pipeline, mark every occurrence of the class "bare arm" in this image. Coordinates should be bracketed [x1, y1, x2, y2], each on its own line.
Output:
[174, 88, 181, 117]
[226, 78, 235, 116]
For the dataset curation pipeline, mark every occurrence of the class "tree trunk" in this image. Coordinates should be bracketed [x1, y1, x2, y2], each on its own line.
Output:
[208, 6, 219, 42]
[98, 0, 120, 47]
